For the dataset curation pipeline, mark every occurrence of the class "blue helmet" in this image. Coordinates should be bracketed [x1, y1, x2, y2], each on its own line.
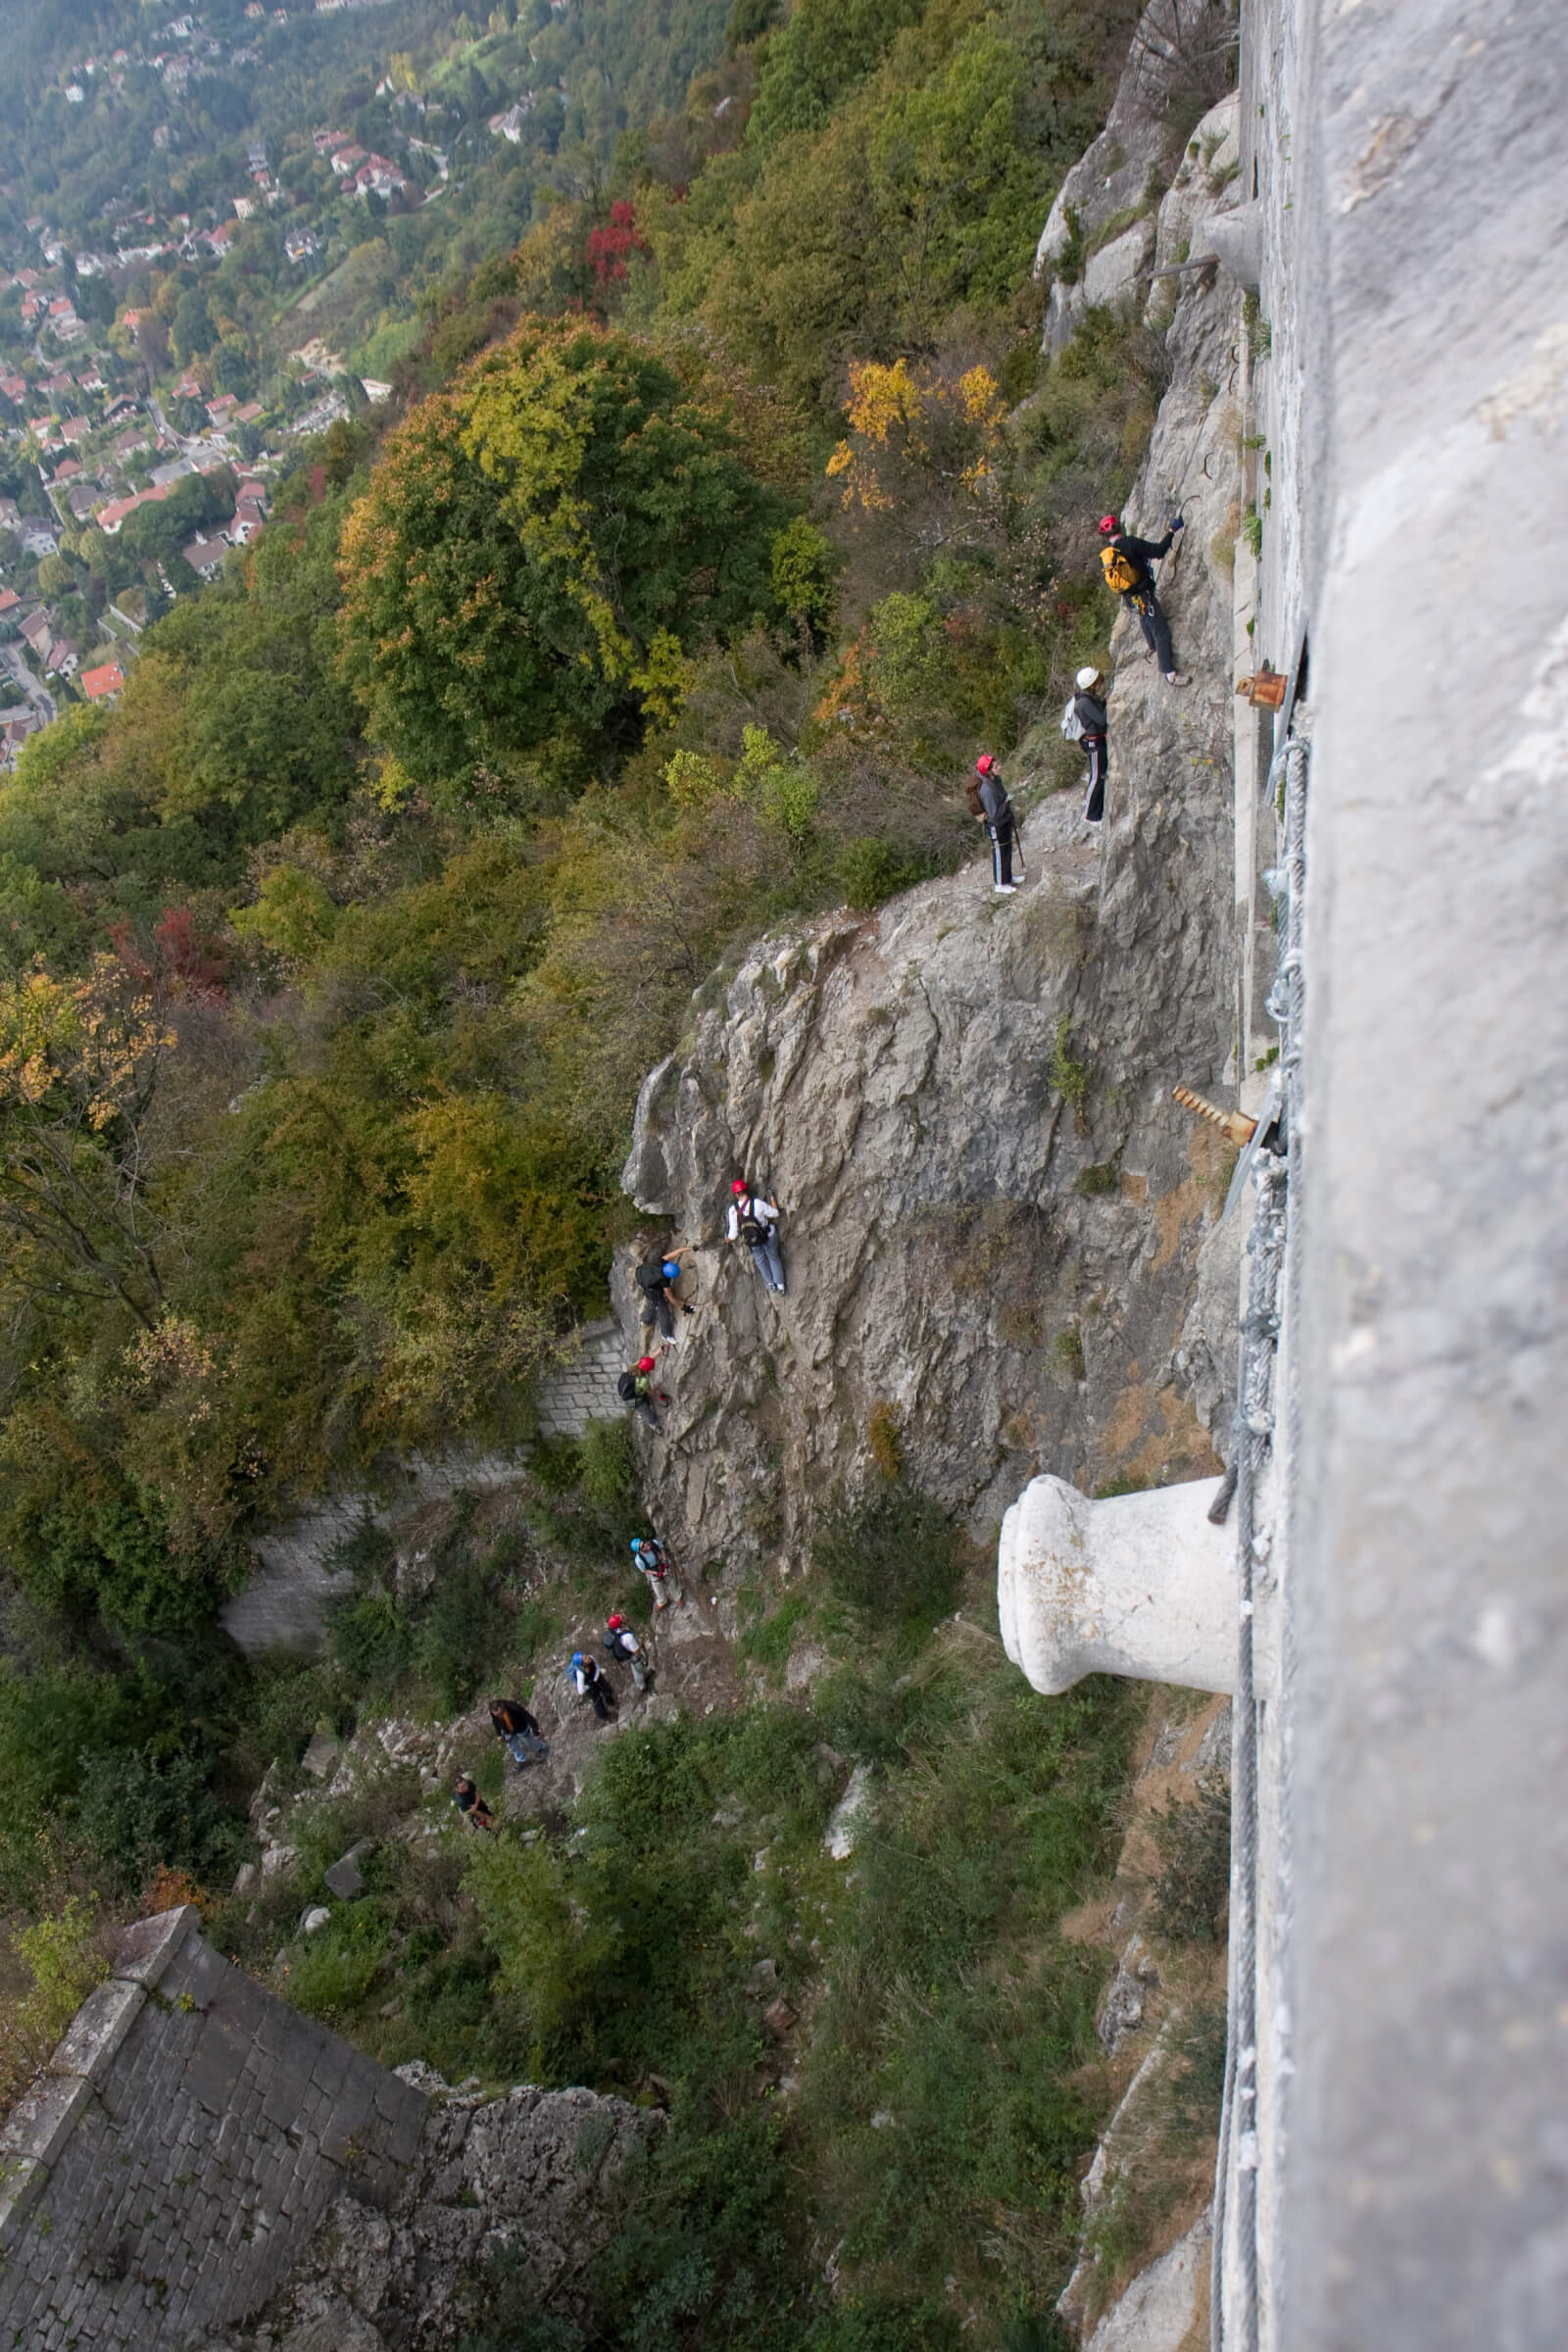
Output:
[569, 1650, 584, 1672]
[629, 1538, 643, 1555]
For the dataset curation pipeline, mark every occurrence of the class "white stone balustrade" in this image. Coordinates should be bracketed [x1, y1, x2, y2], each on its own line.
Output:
[998, 1473, 1237, 1697]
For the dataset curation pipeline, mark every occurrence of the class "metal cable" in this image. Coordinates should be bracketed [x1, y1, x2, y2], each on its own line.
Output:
[1211, 738, 1306, 2352]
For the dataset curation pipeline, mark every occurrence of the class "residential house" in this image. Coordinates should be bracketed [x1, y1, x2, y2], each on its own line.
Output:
[20, 521, 60, 559]
[182, 536, 228, 579]
[20, 610, 55, 655]
[227, 499, 267, 546]
[284, 229, 319, 265]
[53, 457, 83, 484]
[0, 374, 26, 405]
[0, 589, 21, 634]
[80, 660, 126, 702]
[113, 426, 153, 463]
[45, 639, 81, 678]
[0, 498, 21, 530]
[330, 146, 368, 178]
[96, 485, 169, 536]
[206, 393, 239, 423]
[2, 714, 41, 770]
[66, 484, 103, 520]
[62, 418, 91, 443]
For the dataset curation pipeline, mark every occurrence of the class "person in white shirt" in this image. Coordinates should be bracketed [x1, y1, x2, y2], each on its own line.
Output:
[726, 1179, 785, 1293]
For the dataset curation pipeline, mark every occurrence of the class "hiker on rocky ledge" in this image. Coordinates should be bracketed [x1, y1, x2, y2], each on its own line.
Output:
[971, 755, 1018, 894]
[1062, 666, 1110, 823]
[571, 1649, 616, 1723]
[727, 1179, 786, 1293]
[454, 1774, 498, 1833]
[605, 1614, 648, 1690]
[1097, 513, 1190, 687]
[634, 1240, 695, 1341]
[489, 1695, 549, 1772]
[630, 1533, 679, 1611]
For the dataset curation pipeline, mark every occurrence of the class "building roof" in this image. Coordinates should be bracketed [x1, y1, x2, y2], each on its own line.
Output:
[80, 661, 126, 700]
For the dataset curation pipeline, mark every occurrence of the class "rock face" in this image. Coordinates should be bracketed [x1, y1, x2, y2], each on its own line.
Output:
[1034, 0, 1239, 351]
[618, 173, 1247, 1582]
[238, 2076, 648, 2351]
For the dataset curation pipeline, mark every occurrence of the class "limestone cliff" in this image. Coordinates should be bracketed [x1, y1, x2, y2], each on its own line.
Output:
[618, 99, 1249, 1585]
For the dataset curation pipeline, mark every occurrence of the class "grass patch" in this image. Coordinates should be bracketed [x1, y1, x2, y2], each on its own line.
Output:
[1149, 1771, 1231, 1945]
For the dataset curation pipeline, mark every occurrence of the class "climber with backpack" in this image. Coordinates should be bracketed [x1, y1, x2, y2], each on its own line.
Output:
[634, 1241, 694, 1341]
[726, 1179, 786, 1294]
[1060, 666, 1110, 823]
[630, 1534, 678, 1611]
[569, 1649, 616, 1723]
[972, 755, 1018, 895]
[1097, 514, 1190, 687]
[616, 1353, 669, 1431]
[604, 1614, 648, 1691]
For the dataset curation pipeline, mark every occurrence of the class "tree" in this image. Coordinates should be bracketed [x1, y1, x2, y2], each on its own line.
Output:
[337, 319, 786, 784]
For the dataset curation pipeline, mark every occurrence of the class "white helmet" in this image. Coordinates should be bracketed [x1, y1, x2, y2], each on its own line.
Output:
[1075, 665, 1102, 692]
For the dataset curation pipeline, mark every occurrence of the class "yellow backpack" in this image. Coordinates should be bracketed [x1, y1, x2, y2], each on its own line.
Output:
[1100, 543, 1142, 595]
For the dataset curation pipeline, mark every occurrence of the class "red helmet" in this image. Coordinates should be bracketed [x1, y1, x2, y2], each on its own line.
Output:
[1098, 514, 1119, 535]
[975, 754, 995, 776]
[608, 1613, 624, 1629]
[636, 1354, 657, 1373]
[731, 1179, 747, 1195]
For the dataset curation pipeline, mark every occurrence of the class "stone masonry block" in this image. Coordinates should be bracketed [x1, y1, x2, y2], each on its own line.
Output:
[48, 1979, 147, 2086]
[110, 1906, 198, 1989]
[0, 2070, 93, 2168]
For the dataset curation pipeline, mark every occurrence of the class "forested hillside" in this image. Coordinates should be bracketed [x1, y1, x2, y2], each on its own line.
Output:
[0, 4, 1238, 2343]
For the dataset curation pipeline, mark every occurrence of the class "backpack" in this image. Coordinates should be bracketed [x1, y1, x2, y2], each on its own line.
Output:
[963, 778, 986, 818]
[737, 1202, 766, 1248]
[1100, 543, 1142, 596]
[1060, 698, 1085, 744]
[616, 1369, 638, 1402]
[635, 1258, 667, 1296]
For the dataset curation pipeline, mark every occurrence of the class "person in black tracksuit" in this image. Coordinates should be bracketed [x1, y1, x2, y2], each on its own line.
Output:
[1069, 665, 1110, 823]
[1098, 514, 1190, 686]
[972, 755, 1017, 894]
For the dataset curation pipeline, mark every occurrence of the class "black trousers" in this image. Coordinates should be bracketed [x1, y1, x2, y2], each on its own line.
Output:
[1082, 734, 1108, 823]
[988, 819, 1014, 886]
[640, 1290, 674, 1340]
[1129, 590, 1176, 674]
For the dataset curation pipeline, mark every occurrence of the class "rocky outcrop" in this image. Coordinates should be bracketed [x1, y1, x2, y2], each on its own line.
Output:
[618, 159, 1247, 1584]
[223, 2075, 648, 2351]
[1035, 1, 1240, 350]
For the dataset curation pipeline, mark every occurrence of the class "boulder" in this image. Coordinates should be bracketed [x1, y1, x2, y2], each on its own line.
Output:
[300, 1906, 331, 1936]
[301, 1733, 341, 1781]
[323, 1839, 376, 1901]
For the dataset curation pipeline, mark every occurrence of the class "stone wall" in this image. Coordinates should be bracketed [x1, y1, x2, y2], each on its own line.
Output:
[0, 1907, 426, 2350]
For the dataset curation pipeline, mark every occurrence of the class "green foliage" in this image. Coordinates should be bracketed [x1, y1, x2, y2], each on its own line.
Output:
[74, 1741, 247, 1901]
[812, 1478, 965, 1632]
[0, 1895, 108, 2116]
[769, 516, 839, 643]
[338, 321, 785, 787]
[1053, 1326, 1087, 1384]
[1149, 1769, 1232, 1944]
[1047, 1017, 1093, 1119]
[1072, 1160, 1120, 1199]
[836, 836, 935, 909]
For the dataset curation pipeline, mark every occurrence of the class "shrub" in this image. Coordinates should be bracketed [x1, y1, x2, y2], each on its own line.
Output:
[1047, 1018, 1092, 1122]
[74, 1742, 246, 1899]
[837, 837, 932, 909]
[812, 1480, 964, 1631]
[1072, 1161, 1119, 1199]
[0, 1896, 109, 2117]
[1150, 1769, 1232, 1943]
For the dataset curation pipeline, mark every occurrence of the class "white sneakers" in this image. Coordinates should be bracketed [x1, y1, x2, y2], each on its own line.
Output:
[993, 883, 1017, 896]
[1165, 670, 1191, 687]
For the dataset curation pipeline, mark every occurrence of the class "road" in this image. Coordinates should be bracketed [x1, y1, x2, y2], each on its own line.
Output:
[0, 642, 58, 727]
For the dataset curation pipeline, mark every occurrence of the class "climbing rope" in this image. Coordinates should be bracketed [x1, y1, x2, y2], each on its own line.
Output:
[1210, 736, 1306, 2352]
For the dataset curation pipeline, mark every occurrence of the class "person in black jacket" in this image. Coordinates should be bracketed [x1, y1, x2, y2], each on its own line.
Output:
[454, 1774, 498, 1833]
[633, 1244, 692, 1341]
[489, 1695, 549, 1771]
[1069, 666, 1110, 823]
[1097, 514, 1190, 686]
[973, 755, 1017, 894]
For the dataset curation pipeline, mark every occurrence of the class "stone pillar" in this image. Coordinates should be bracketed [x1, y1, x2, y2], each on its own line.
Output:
[998, 1474, 1236, 1696]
